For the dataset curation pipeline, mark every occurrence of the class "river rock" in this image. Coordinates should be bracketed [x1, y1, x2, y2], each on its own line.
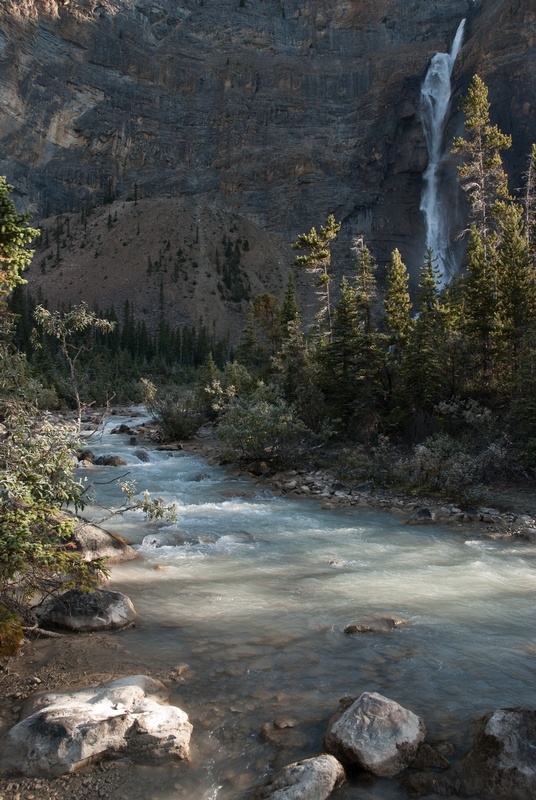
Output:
[0, 675, 192, 777]
[134, 448, 150, 462]
[324, 692, 426, 777]
[248, 754, 345, 800]
[142, 531, 187, 548]
[344, 613, 408, 634]
[37, 589, 135, 632]
[459, 707, 536, 799]
[94, 455, 128, 467]
[404, 508, 436, 525]
[260, 722, 308, 750]
[69, 517, 138, 563]
[77, 449, 95, 463]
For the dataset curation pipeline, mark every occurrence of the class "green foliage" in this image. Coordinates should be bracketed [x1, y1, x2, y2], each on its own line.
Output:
[384, 248, 413, 358]
[281, 269, 300, 330]
[0, 412, 106, 631]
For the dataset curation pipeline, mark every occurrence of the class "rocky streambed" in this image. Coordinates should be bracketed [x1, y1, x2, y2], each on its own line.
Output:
[2, 409, 536, 800]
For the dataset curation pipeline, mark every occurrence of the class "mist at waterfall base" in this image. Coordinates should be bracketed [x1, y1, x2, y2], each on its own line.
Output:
[84, 413, 536, 800]
[420, 19, 466, 286]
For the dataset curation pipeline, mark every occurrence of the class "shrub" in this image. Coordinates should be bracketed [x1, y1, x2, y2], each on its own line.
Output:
[216, 383, 309, 464]
[142, 380, 205, 440]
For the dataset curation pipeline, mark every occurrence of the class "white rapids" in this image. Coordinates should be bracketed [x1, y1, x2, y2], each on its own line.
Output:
[420, 19, 466, 285]
[81, 410, 536, 799]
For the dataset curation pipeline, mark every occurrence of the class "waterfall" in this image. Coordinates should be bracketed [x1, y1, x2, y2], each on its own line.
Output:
[420, 19, 466, 284]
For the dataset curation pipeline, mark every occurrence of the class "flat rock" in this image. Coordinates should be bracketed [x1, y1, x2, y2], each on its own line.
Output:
[324, 692, 426, 777]
[460, 707, 536, 799]
[248, 754, 345, 800]
[68, 517, 138, 563]
[37, 589, 135, 632]
[344, 614, 408, 634]
[0, 675, 192, 777]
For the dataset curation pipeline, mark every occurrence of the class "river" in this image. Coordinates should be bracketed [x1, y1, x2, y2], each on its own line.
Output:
[83, 411, 536, 800]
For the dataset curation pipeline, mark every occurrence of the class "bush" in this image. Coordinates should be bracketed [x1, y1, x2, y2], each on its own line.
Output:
[216, 383, 309, 464]
[142, 380, 205, 440]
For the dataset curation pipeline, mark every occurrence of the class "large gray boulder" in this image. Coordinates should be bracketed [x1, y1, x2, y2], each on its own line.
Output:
[324, 692, 426, 777]
[0, 675, 192, 777]
[69, 518, 138, 563]
[248, 755, 345, 800]
[460, 707, 536, 799]
[37, 589, 135, 632]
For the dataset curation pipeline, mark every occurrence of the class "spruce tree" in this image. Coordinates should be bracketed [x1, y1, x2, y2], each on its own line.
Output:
[320, 277, 360, 419]
[496, 203, 536, 375]
[384, 248, 413, 360]
[281, 269, 300, 331]
[0, 177, 38, 303]
[403, 250, 445, 419]
[292, 214, 340, 340]
[452, 75, 512, 238]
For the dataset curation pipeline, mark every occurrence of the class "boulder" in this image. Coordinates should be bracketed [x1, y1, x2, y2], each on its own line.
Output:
[94, 455, 128, 466]
[134, 449, 150, 462]
[460, 707, 536, 799]
[344, 613, 408, 634]
[324, 692, 426, 777]
[0, 675, 192, 777]
[77, 449, 95, 463]
[37, 589, 135, 632]
[187, 472, 211, 481]
[69, 517, 138, 563]
[111, 424, 137, 435]
[142, 531, 187, 548]
[248, 755, 345, 800]
[404, 507, 436, 525]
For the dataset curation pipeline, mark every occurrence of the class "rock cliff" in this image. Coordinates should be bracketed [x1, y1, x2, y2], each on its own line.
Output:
[0, 0, 534, 328]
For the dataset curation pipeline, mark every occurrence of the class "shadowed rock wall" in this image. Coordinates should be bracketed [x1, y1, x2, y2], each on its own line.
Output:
[1, 0, 474, 282]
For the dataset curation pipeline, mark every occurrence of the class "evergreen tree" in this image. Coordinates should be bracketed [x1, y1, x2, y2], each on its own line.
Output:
[281, 269, 300, 331]
[236, 303, 258, 369]
[384, 248, 413, 360]
[403, 250, 445, 419]
[452, 75, 512, 238]
[0, 176, 38, 304]
[496, 203, 536, 374]
[320, 277, 360, 419]
[292, 214, 340, 340]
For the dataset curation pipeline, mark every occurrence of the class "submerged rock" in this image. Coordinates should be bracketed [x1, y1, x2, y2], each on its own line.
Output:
[248, 754, 345, 800]
[260, 721, 308, 749]
[324, 692, 426, 777]
[0, 675, 192, 777]
[344, 613, 408, 634]
[37, 589, 135, 632]
[142, 531, 187, 548]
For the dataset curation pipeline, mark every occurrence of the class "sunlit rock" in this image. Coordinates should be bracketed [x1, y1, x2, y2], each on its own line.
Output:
[248, 754, 345, 800]
[324, 692, 426, 777]
[0, 675, 192, 777]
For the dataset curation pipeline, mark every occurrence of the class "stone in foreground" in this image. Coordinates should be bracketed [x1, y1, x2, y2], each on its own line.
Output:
[324, 692, 425, 777]
[37, 589, 135, 632]
[248, 755, 345, 800]
[460, 707, 536, 799]
[0, 675, 192, 777]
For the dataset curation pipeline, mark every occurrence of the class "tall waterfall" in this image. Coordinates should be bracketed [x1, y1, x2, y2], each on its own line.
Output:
[420, 19, 466, 284]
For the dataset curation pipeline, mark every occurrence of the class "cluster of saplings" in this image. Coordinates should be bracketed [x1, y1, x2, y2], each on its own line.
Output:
[150, 77, 536, 505]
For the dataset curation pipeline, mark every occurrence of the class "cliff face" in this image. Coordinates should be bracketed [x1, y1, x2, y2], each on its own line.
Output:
[0, 0, 533, 327]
